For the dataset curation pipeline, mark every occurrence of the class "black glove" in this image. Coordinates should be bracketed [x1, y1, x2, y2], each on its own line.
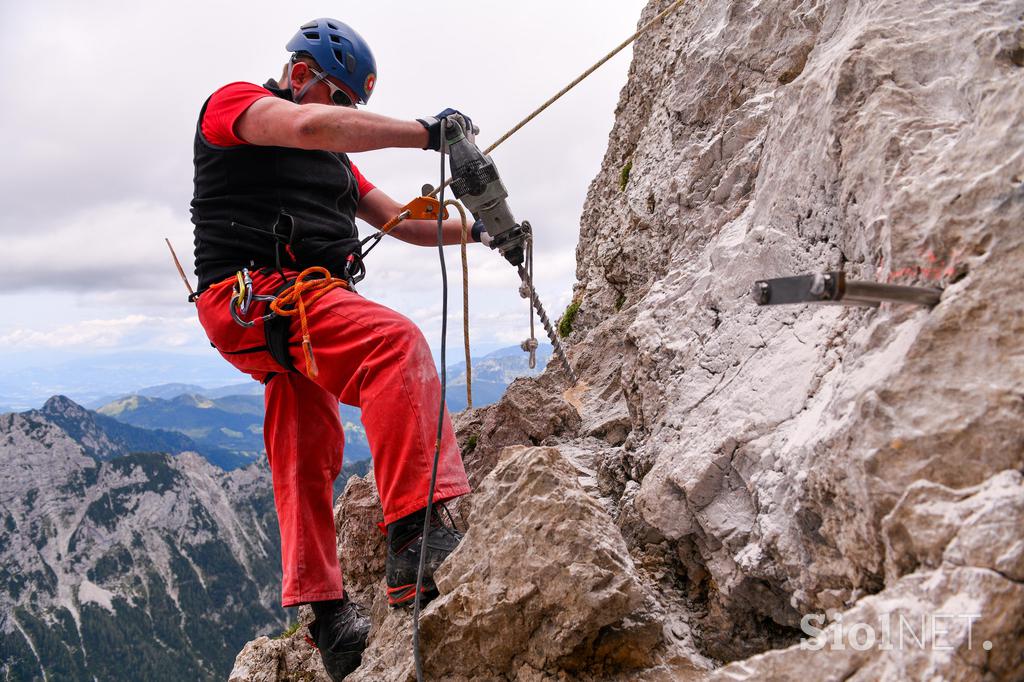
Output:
[471, 217, 494, 247]
[417, 108, 474, 151]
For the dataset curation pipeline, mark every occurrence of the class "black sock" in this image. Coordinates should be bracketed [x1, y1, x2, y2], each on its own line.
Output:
[387, 507, 427, 550]
[311, 596, 346, 621]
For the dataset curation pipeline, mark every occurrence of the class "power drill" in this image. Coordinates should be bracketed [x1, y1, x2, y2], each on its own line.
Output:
[444, 119, 528, 266]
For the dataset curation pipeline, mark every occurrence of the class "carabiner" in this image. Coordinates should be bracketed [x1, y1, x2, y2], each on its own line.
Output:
[230, 268, 277, 328]
[234, 269, 258, 315]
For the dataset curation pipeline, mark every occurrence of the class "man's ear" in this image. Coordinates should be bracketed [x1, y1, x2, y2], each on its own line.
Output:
[289, 61, 310, 87]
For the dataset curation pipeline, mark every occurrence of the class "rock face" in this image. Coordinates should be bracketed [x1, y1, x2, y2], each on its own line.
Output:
[709, 471, 1024, 680]
[231, 0, 1024, 679]
[592, 0, 1023, 669]
[355, 446, 647, 681]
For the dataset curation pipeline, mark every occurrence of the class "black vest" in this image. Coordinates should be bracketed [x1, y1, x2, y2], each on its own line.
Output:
[190, 82, 362, 291]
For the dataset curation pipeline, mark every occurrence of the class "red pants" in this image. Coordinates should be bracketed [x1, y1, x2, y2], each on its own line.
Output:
[196, 269, 471, 607]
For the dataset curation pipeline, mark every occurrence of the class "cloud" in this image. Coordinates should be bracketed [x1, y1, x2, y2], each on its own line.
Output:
[1, 0, 646, 356]
[0, 200, 193, 293]
[0, 314, 206, 350]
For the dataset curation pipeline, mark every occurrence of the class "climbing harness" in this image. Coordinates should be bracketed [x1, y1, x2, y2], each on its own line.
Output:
[177, 195, 445, 380]
[216, 267, 349, 378]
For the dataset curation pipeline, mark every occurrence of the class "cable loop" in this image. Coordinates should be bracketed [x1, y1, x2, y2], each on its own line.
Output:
[268, 267, 350, 378]
[444, 199, 473, 410]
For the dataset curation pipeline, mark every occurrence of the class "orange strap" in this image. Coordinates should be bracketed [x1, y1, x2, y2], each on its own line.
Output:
[269, 266, 350, 378]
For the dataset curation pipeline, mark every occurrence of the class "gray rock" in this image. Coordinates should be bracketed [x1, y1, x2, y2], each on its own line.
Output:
[883, 470, 1024, 583]
[710, 471, 1024, 680]
[578, 0, 1024, 660]
[334, 470, 386, 607]
[351, 446, 673, 681]
[455, 374, 582, 487]
[229, 633, 327, 682]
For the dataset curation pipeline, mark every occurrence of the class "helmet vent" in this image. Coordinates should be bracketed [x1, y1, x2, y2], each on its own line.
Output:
[340, 51, 356, 72]
[326, 22, 338, 29]
[304, 31, 320, 40]
[329, 34, 341, 44]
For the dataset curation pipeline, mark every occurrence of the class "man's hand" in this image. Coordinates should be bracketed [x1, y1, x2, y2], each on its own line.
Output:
[417, 108, 474, 151]
[471, 218, 494, 247]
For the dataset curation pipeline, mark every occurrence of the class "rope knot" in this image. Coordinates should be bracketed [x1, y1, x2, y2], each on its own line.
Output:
[270, 267, 350, 378]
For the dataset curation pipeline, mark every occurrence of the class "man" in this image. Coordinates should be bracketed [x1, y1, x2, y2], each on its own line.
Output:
[190, 18, 484, 680]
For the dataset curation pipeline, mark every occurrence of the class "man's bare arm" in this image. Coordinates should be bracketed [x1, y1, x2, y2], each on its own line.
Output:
[357, 188, 472, 247]
[236, 97, 428, 152]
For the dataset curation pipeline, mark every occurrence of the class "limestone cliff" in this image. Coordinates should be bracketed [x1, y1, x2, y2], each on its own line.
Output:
[231, 0, 1024, 679]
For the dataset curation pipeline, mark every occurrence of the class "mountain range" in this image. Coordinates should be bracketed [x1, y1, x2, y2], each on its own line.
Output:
[0, 399, 285, 680]
[95, 392, 369, 468]
[0, 344, 551, 412]
[83, 344, 551, 469]
[0, 351, 244, 412]
[0, 344, 547, 679]
[33, 395, 250, 471]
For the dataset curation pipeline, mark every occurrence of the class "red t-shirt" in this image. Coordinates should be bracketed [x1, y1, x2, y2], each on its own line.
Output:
[200, 82, 376, 199]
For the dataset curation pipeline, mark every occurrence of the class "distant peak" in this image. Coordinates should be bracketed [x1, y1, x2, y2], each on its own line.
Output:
[173, 393, 215, 408]
[41, 395, 89, 416]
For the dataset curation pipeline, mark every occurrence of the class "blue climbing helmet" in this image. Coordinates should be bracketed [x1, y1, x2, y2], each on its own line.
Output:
[286, 18, 377, 104]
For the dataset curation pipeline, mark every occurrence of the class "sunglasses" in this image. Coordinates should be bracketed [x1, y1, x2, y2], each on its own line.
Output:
[308, 66, 356, 108]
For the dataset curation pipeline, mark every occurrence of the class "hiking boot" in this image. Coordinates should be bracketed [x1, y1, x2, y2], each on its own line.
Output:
[386, 504, 463, 607]
[307, 595, 370, 681]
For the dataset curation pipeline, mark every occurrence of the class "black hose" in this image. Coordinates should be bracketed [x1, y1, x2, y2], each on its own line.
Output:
[412, 124, 450, 682]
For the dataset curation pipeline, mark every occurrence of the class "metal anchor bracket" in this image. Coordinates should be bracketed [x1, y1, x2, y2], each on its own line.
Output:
[753, 272, 942, 308]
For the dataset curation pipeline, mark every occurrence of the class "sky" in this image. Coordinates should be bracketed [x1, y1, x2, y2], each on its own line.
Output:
[0, 1, 647, 389]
